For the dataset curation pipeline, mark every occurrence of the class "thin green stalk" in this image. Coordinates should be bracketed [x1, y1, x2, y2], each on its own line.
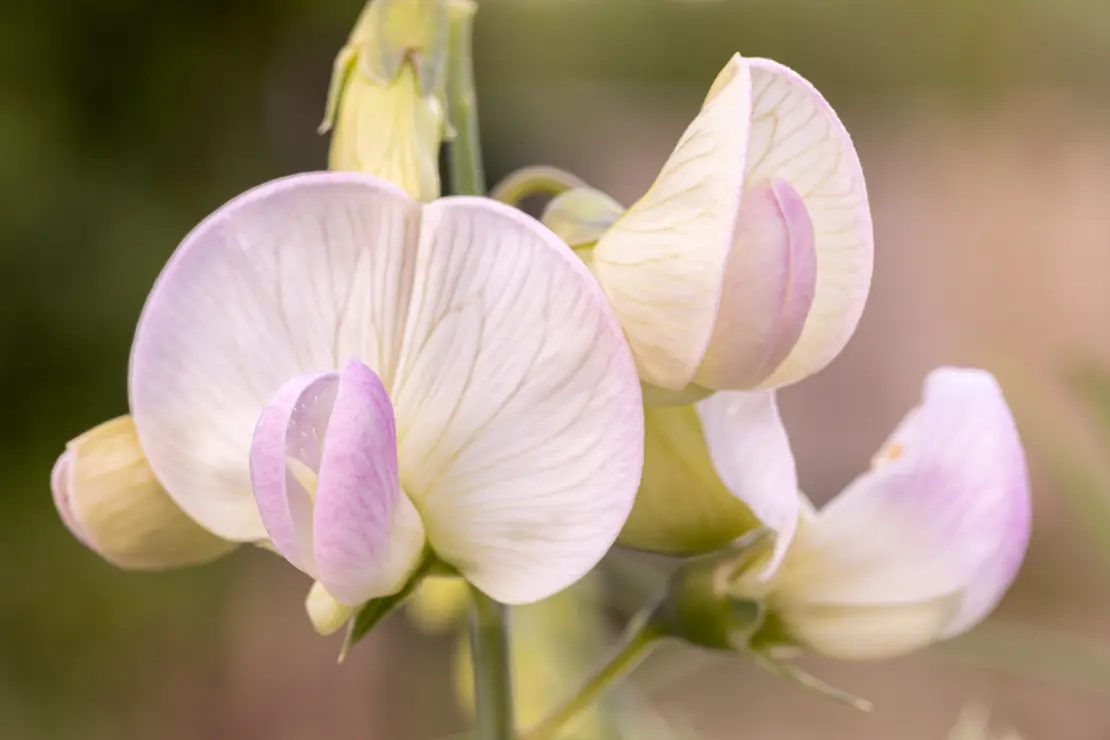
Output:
[444, 4, 510, 735]
[445, 0, 484, 196]
[489, 166, 586, 206]
[468, 586, 514, 740]
[524, 612, 662, 740]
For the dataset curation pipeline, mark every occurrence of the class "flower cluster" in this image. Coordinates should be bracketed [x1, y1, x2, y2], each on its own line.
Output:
[50, 0, 1031, 722]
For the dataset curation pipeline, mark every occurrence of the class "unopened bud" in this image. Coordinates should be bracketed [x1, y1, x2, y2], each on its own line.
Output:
[541, 187, 625, 251]
[306, 581, 357, 636]
[51, 416, 235, 570]
[321, 0, 450, 201]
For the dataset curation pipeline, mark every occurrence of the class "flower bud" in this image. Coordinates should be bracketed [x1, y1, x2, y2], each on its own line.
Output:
[586, 53, 872, 393]
[406, 575, 470, 633]
[321, 0, 450, 201]
[51, 416, 235, 570]
[306, 581, 357, 636]
[541, 187, 625, 252]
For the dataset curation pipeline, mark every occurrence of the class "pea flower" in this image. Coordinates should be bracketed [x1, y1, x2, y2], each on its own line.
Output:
[127, 171, 643, 607]
[51, 416, 236, 570]
[320, 0, 452, 202]
[545, 53, 873, 394]
[658, 368, 1030, 661]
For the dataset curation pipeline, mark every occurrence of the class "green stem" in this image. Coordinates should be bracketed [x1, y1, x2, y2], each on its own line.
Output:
[467, 586, 514, 740]
[445, 0, 484, 196]
[489, 166, 586, 206]
[523, 611, 662, 740]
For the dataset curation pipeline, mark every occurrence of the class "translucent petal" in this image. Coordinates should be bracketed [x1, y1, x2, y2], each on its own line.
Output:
[592, 55, 753, 390]
[395, 198, 644, 604]
[771, 367, 1030, 651]
[130, 172, 418, 540]
[744, 58, 874, 388]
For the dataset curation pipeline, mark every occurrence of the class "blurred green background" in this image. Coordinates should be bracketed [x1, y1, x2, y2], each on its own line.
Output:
[5, 0, 1110, 737]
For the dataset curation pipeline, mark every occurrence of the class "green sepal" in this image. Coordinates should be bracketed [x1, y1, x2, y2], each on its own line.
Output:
[364, 0, 449, 96]
[319, 45, 359, 135]
[748, 650, 872, 711]
[338, 552, 439, 661]
[650, 528, 775, 651]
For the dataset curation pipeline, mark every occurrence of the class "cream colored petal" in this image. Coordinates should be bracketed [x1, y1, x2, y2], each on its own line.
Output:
[592, 54, 753, 390]
[743, 58, 874, 388]
[779, 594, 962, 660]
[52, 416, 235, 571]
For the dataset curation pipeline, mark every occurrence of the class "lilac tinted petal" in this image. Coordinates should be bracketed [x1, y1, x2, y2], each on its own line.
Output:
[249, 370, 340, 576]
[313, 360, 424, 605]
[744, 58, 874, 389]
[776, 368, 1030, 639]
[130, 172, 418, 541]
[697, 390, 800, 574]
[393, 198, 644, 605]
[695, 180, 817, 390]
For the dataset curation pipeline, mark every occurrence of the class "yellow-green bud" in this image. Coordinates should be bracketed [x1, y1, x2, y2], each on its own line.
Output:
[321, 0, 450, 201]
[540, 187, 625, 251]
[51, 416, 236, 570]
[306, 581, 357, 636]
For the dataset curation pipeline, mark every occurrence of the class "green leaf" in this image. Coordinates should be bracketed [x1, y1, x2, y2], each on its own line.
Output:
[338, 554, 436, 661]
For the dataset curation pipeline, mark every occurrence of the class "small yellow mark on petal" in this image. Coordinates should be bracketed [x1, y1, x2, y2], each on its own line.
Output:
[872, 441, 904, 469]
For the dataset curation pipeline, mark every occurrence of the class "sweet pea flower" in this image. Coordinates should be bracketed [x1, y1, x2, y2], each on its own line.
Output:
[660, 368, 1031, 659]
[127, 172, 643, 607]
[551, 53, 873, 394]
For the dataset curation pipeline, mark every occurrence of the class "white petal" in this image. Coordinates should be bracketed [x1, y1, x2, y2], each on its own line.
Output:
[771, 367, 1030, 647]
[744, 58, 874, 388]
[592, 54, 753, 390]
[130, 172, 418, 540]
[697, 390, 800, 573]
[392, 198, 644, 605]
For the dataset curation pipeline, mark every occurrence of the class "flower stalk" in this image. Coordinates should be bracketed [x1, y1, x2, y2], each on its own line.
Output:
[523, 604, 662, 740]
[443, 5, 516, 738]
[446, 0, 483, 196]
[468, 586, 515, 740]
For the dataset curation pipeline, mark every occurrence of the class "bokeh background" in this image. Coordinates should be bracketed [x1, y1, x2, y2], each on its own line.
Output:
[4, 0, 1110, 737]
